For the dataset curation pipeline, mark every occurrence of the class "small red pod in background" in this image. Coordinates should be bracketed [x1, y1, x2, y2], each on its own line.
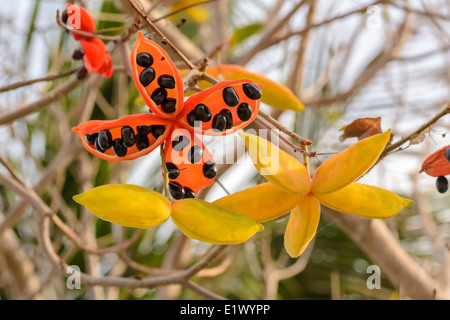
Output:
[64, 3, 96, 41]
[420, 145, 450, 177]
[80, 38, 113, 78]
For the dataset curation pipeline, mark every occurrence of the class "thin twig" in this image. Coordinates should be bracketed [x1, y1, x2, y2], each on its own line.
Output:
[381, 103, 450, 157]
[127, 0, 196, 69]
[0, 69, 77, 93]
[257, 110, 312, 146]
[56, 10, 119, 42]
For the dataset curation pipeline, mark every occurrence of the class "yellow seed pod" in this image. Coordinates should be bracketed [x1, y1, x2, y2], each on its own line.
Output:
[239, 132, 311, 195]
[73, 184, 171, 229]
[171, 199, 263, 244]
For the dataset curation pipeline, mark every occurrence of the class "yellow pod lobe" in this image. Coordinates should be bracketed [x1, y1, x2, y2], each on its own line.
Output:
[171, 199, 263, 244]
[73, 184, 171, 229]
[213, 182, 302, 223]
[239, 132, 311, 195]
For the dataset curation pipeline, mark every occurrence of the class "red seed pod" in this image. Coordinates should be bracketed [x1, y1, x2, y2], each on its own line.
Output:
[420, 145, 450, 177]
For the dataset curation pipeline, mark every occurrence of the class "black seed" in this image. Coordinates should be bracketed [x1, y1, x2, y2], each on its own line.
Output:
[183, 187, 195, 198]
[202, 160, 217, 179]
[187, 111, 200, 127]
[136, 52, 153, 67]
[157, 75, 175, 89]
[121, 126, 136, 148]
[169, 181, 185, 200]
[242, 83, 262, 100]
[161, 98, 176, 113]
[137, 125, 152, 135]
[94, 138, 106, 153]
[61, 10, 68, 24]
[98, 130, 112, 150]
[151, 88, 167, 105]
[136, 134, 150, 151]
[151, 125, 165, 139]
[222, 87, 239, 107]
[139, 67, 155, 87]
[172, 135, 190, 151]
[446, 148, 450, 162]
[85, 133, 98, 145]
[188, 145, 203, 164]
[76, 66, 88, 79]
[195, 104, 212, 122]
[166, 162, 180, 179]
[436, 176, 449, 193]
[237, 103, 252, 121]
[220, 109, 233, 129]
[72, 49, 84, 60]
[212, 114, 227, 132]
[112, 139, 127, 157]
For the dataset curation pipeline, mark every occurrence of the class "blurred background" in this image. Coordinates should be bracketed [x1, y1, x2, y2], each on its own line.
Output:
[0, 0, 449, 300]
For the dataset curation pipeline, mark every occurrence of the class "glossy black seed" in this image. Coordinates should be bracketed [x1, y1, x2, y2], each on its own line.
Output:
[446, 148, 450, 162]
[169, 181, 185, 200]
[137, 125, 152, 135]
[121, 126, 135, 148]
[212, 114, 227, 132]
[222, 87, 239, 107]
[195, 104, 212, 122]
[237, 103, 252, 121]
[436, 176, 449, 193]
[202, 160, 217, 179]
[85, 133, 98, 145]
[188, 145, 203, 164]
[166, 162, 180, 179]
[161, 98, 176, 113]
[172, 135, 190, 151]
[151, 88, 167, 105]
[98, 130, 112, 150]
[183, 187, 195, 199]
[61, 10, 68, 24]
[72, 49, 84, 60]
[157, 75, 176, 89]
[139, 67, 155, 87]
[187, 111, 200, 127]
[242, 83, 262, 100]
[136, 134, 150, 151]
[220, 109, 233, 129]
[151, 125, 165, 139]
[112, 139, 127, 157]
[94, 138, 106, 153]
[136, 52, 153, 67]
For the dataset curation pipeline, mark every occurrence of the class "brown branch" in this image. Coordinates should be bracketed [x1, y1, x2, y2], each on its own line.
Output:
[381, 103, 450, 157]
[257, 110, 312, 146]
[0, 69, 78, 93]
[322, 206, 449, 300]
[0, 75, 86, 127]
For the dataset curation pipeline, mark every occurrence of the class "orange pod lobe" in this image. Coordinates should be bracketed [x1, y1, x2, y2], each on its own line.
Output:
[130, 32, 184, 119]
[72, 114, 172, 161]
[178, 79, 262, 136]
[163, 125, 216, 199]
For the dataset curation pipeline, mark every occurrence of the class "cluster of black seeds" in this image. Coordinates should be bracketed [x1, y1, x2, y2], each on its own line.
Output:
[436, 148, 450, 194]
[136, 52, 177, 113]
[84, 125, 165, 157]
[165, 157, 217, 200]
[187, 83, 261, 132]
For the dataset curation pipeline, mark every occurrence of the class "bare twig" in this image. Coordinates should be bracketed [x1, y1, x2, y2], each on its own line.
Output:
[381, 103, 450, 157]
